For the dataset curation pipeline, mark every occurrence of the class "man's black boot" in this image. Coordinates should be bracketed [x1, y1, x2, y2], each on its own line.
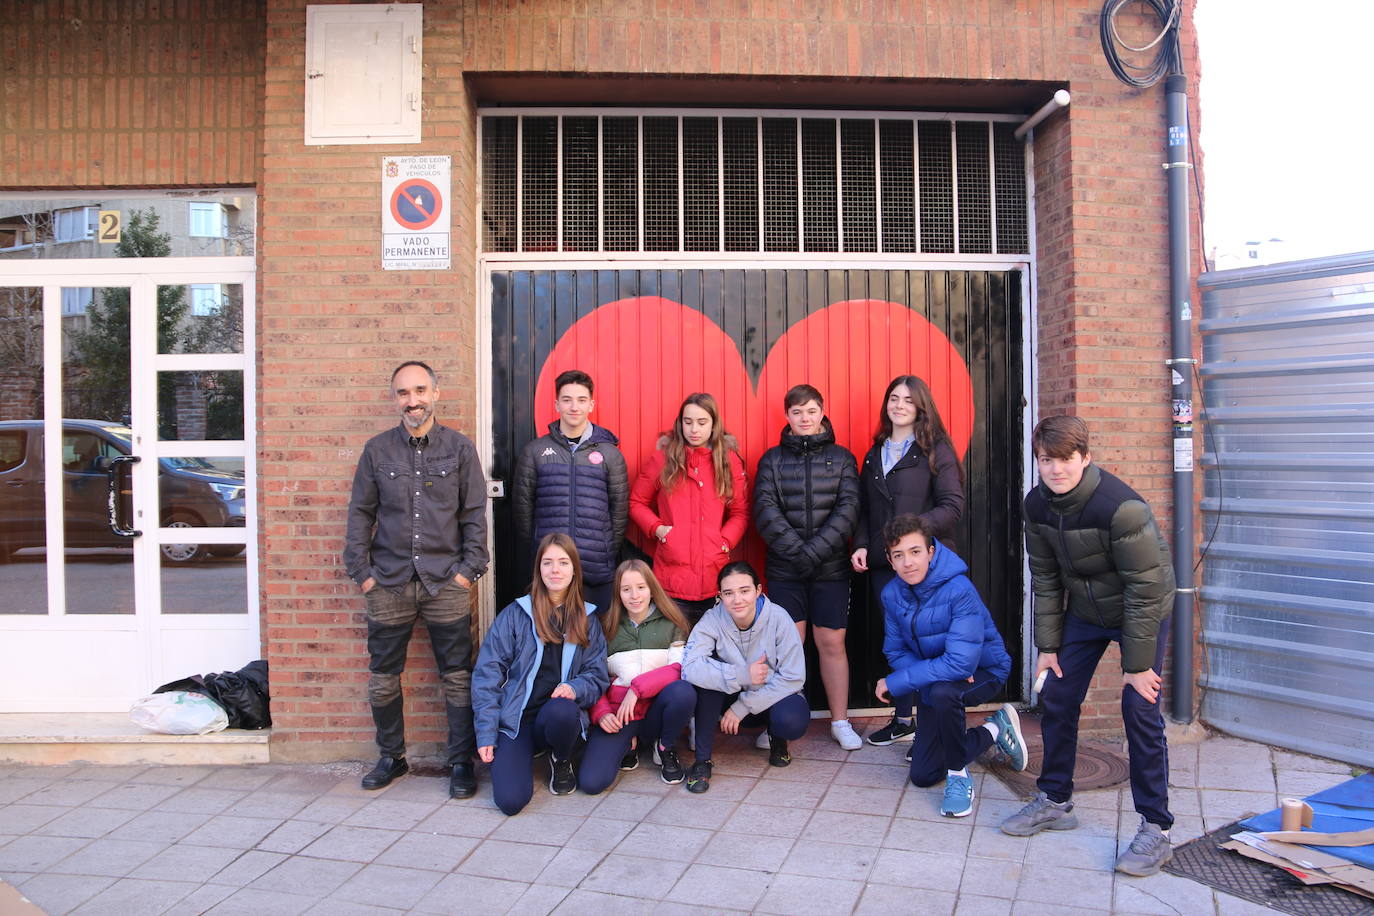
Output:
[449, 761, 477, 799]
[361, 755, 409, 790]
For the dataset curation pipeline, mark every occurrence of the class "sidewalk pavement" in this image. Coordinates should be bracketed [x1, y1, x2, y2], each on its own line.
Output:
[0, 720, 1358, 916]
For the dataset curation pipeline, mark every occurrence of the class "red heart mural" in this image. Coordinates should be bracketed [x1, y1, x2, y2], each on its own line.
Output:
[533, 296, 975, 559]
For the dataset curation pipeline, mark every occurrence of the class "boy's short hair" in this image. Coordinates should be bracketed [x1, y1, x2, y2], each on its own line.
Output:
[1032, 415, 1090, 460]
[882, 513, 936, 550]
[784, 384, 823, 411]
[554, 369, 594, 397]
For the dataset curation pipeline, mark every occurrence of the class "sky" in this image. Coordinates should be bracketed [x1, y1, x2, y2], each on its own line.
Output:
[1194, 0, 1374, 263]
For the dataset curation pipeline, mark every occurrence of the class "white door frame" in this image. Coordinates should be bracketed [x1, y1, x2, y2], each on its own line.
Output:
[0, 256, 258, 711]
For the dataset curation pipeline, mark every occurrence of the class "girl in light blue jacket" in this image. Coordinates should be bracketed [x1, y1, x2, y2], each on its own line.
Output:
[472, 533, 609, 815]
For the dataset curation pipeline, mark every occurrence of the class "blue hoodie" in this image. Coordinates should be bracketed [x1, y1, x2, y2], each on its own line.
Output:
[881, 541, 1011, 702]
[471, 596, 610, 747]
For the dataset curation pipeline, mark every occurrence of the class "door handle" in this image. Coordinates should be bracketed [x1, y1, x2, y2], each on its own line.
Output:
[105, 455, 142, 537]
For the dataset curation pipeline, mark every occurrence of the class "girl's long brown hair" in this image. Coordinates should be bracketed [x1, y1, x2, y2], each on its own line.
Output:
[529, 533, 590, 647]
[872, 374, 965, 487]
[601, 559, 689, 644]
[659, 392, 737, 502]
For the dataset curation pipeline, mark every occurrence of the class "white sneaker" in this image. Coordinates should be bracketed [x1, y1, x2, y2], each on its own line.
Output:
[755, 730, 771, 750]
[831, 719, 862, 751]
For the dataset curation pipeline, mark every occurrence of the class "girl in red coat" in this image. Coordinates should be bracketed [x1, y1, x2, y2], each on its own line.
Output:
[629, 393, 750, 623]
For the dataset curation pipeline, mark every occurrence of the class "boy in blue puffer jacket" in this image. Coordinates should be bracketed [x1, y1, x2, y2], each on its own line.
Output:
[876, 514, 1028, 818]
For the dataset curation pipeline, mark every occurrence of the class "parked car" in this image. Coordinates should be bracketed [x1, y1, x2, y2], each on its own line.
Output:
[0, 419, 246, 564]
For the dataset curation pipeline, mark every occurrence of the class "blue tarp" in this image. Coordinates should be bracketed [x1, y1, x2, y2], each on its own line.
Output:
[1239, 773, 1374, 869]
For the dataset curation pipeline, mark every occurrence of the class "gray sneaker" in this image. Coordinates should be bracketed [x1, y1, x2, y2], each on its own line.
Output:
[1115, 819, 1172, 876]
[1000, 791, 1079, 836]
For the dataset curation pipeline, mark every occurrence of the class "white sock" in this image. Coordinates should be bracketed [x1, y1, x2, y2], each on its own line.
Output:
[896, 716, 913, 725]
[982, 721, 1000, 741]
[948, 767, 968, 779]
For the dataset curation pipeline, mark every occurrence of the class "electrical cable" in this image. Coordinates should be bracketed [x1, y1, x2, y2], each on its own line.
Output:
[1099, 0, 1183, 89]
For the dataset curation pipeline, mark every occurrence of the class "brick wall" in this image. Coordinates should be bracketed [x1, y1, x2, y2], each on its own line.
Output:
[0, 0, 261, 188]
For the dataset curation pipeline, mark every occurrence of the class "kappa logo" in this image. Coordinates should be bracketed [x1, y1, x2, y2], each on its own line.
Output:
[541, 447, 556, 457]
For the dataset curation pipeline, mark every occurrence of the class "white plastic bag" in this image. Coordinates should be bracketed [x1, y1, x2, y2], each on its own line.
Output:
[129, 691, 229, 735]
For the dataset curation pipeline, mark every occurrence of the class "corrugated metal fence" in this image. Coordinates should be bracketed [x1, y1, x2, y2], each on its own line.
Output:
[1198, 251, 1374, 767]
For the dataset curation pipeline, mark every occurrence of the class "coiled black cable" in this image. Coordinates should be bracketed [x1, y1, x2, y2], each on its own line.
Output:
[1100, 0, 1183, 88]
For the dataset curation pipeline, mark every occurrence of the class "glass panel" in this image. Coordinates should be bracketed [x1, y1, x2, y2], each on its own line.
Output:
[0, 287, 47, 613]
[157, 370, 244, 441]
[158, 283, 244, 354]
[61, 288, 135, 614]
[0, 193, 255, 260]
[160, 550, 247, 614]
[158, 453, 247, 613]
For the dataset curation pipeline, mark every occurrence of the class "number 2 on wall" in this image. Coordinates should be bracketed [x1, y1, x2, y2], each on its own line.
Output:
[98, 210, 121, 244]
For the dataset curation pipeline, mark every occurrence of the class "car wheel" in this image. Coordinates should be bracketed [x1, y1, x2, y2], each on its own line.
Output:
[161, 513, 209, 564]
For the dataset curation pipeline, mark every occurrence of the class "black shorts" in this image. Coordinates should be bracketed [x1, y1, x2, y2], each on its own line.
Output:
[768, 577, 851, 630]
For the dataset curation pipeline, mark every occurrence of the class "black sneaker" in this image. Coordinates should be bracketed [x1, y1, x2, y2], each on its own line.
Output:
[685, 760, 713, 793]
[548, 755, 577, 796]
[653, 742, 685, 784]
[619, 748, 640, 771]
[768, 736, 792, 768]
[866, 715, 916, 746]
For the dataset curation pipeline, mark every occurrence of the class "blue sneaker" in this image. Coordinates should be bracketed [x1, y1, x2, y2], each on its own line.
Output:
[941, 773, 974, 817]
[987, 703, 1028, 772]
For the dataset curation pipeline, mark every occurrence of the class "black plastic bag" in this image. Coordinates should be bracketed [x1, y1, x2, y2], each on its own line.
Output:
[154, 659, 271, 730]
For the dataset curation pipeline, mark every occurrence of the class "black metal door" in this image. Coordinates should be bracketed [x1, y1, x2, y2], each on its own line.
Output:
[490, 267, 1023, 706]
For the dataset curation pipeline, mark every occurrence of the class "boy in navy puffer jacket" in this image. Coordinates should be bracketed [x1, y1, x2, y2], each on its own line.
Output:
[877, 514, 1027, 818]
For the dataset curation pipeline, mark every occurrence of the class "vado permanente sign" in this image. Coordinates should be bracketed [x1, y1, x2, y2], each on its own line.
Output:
[381, 156, 450, 270]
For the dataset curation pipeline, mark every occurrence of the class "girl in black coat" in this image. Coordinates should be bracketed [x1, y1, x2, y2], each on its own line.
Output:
[850, 375, 966, 747]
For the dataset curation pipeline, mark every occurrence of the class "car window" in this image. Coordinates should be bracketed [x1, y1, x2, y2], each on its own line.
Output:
[62, 433, 104, 472]
[0, 431, 25, 473]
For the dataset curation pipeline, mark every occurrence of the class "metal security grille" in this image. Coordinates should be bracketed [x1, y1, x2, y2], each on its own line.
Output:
[480, 110, 1029, 255]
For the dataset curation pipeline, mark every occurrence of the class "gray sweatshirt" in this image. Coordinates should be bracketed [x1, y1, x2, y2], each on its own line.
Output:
[681, 595, 805, 720]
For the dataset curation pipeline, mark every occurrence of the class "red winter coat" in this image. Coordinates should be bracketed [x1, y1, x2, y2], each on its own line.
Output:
[629, 441, 750, 602]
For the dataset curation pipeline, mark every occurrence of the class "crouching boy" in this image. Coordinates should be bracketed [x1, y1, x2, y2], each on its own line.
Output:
[877, 515, 1027, 818]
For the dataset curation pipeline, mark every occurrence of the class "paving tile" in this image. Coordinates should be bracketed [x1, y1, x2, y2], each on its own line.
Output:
[549, 889, 661, 915]
[68, 767, 149, 783]
[754, 873, 864, 915]
[48, 838, 165, 878]
[756, 758, 841, 784]
[128, 843, 241, 882]
[579, 790, 659, 822]
[512, 884, 571, 916]
[1196, 762, 1275, 793]
[489, 811, 586, 846]
[780, 839, 877, 882]
[534, 846, 605, 888]
[21, 781, 120, 808]
[297, 825, 403, 863]
[857, 883, 955, 916]
[154, 788, 246, 815]
[953, 895, 1013, 916]
[0, 804, 67, 832]
[259, 772, 352, 796]
[694, 830, 794, 872]
[208, 851, 289, 887]
[1166, 814, 1206, 844]
[456, 838, 558, 881]
[106, 810, 212, 844]
[202, 886, 315, 915]
[292, 797, 370, 824]
[958, 854, 1023, 895]
[1271, 749, 1352, 775]
[562, 817, 635, 852]
[580, 853, 686, 899]
[414, 804, 507, 838]
[1025, 827, 1119, 870]
[800, 810, 890, 847]
[198, 769, 280, 791]
[180, 815, 283, 850]
[965, 826, 1030, 862]
[67, 877, 196, 915]
[0, 781, 42, 804]
[743, 777, 825, 808]
[354, 774, 447, 804]
[1214, 892, 1292, 915]
[897, 787, 958, 822]
[1014, 862, 1115, 910]
[1070, 786, 1123, 810]
[221, 793, 310, 821]
[868, 848, 964, 893]
[87, 782, 184, 811]
[1009, 902, 1107, 916]
[342, 798, 443, 831]
[1197, 789, 1276, 823]
[161, 884, 237, 915]
[303, 901, 402, 916]
[670, 862, 771, 911]
[831, 762, 909, 789]
[34, 807, 139, 840]
[520, 787, 606, 817]
[412, 873, 531, 915]
[882, 815, 973, 854]
[331, 863, 442, 909]
[607, 766, 676, 797]
[15, 873, 115, 916]
[249, 855, 362, 897]
[720, 802, 813, 839]
[1276, 769, 1349, 798]
[818, 782, 903, 815]
[613, 821, 715, 860]
[129, 767, 214, 787]
[1113, 869, 1218, 915]
[643, 795, 737, 830]
[256, 819, 333, 855]
[374, 831, 479, 872]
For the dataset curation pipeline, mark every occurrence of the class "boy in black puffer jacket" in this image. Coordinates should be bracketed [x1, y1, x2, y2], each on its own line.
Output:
[753, 384, 861, 750]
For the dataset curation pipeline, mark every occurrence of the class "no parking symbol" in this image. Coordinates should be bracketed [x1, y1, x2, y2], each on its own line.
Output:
[381, 156, 451, 270]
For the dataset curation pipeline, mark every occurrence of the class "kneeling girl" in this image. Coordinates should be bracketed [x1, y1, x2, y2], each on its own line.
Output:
[681, 561, 809, 793]
[579, 560, 696, 791]
[473, 533, 609, 815]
